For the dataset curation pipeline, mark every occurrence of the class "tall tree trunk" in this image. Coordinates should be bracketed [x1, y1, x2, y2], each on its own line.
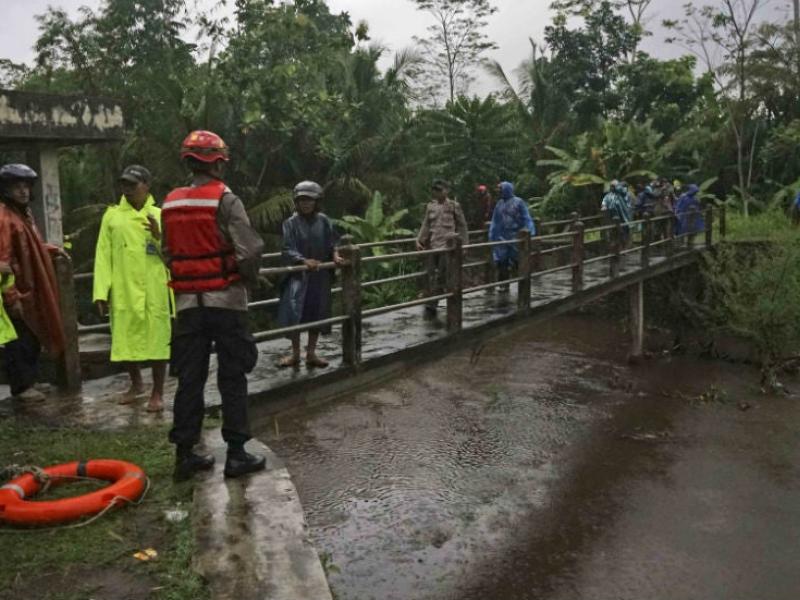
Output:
[794, 0, 800, 96]
[794, 0, 800, 41]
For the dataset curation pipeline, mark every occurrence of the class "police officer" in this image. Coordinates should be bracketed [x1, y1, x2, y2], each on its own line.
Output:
[416, 179, 468, 315]
[162, 130, 266, 480]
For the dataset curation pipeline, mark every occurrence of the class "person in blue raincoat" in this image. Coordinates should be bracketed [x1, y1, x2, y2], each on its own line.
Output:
[277, 181, 343, 369]
[635, 184, 657, 218]
[674, 184, 705, 236]
[489, 182, 535, 290]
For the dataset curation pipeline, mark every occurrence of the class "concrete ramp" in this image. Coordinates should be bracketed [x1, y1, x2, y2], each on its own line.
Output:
[193, 431, 333, 600]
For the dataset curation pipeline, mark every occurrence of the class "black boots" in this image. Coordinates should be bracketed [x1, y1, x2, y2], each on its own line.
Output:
[173, 444, 266, 480]
[174, 447, 215, 481]
[224, 445, 266, 479]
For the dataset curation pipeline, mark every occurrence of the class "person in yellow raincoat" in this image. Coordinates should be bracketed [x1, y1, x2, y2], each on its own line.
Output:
[93, 165, 171, 412]
[0, 263, 18, 345]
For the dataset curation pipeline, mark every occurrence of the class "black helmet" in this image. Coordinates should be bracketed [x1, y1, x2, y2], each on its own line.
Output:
[0, 164, 38, 183]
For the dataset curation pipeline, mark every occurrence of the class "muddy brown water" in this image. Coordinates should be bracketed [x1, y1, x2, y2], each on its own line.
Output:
[258, 315, 800, 600]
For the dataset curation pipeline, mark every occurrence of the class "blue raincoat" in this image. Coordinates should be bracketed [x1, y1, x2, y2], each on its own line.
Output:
[489, 182, 535, 265]
[635, 186, 657, 216]
[601, 185, 632, 224]
[674, 184, 705, 235]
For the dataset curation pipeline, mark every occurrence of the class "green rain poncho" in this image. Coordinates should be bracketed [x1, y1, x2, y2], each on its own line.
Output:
[0, 272, 17, 344]
[93, 195, 171, 362]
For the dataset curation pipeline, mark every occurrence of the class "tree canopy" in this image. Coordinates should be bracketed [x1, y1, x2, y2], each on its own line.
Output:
[0, 0, 798, 268]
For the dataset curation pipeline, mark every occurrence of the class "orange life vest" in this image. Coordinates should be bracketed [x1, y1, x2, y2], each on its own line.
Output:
[162, 180, 240, 292]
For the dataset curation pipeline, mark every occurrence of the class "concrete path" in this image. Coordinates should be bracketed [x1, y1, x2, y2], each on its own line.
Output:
[193, 432, 332, 600]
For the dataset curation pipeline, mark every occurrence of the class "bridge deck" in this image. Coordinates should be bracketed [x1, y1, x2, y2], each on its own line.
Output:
[51, 246, 701, 411]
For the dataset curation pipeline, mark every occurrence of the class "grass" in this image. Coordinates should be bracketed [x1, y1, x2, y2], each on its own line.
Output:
[0, 420, 208, 600]
[726, 207, 800, 242]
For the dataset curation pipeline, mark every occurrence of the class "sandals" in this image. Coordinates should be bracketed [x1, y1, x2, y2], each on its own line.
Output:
[278, 355, 301, 369]
[278, 355, 329, 368]
[117, 389, 145, 405]
[145, 400, 164, 413]
[305, 356, 329, 369]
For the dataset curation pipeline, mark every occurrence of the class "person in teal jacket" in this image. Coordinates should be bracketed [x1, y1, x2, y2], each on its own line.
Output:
[93, 165, 171, 412]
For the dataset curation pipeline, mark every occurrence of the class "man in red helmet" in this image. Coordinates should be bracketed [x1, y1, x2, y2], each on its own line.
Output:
[162, 130, 266, 480]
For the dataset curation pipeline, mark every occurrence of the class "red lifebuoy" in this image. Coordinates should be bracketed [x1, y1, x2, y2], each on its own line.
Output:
[0, 459, 146, 526]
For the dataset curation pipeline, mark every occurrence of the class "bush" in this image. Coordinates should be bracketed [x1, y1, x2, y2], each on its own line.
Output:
[726, 207, 798, 242]
[702, 239, 800, 387]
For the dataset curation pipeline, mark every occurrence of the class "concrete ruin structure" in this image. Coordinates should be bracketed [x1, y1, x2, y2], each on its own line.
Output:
[0, 88, 125, 391]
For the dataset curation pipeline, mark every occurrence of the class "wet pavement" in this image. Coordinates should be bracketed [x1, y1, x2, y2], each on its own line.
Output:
[259, 314, 800, 600]
[54, 249, 679, 414]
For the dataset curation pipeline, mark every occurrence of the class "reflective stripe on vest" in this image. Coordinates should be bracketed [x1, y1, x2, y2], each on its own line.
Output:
[163, 181, 241, 293]
[162, 198, 223, 210]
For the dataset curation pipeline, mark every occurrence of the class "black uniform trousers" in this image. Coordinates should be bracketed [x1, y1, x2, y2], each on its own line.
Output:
[4, 317, 41, 396]
[168, 307, 258, 449]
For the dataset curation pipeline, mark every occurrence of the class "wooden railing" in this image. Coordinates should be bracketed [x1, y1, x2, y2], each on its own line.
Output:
[55, 206, 725, 386]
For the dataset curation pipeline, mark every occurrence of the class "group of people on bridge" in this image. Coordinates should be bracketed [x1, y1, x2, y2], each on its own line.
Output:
[0, 128, 711, 482]
[600, 178, 706, 244]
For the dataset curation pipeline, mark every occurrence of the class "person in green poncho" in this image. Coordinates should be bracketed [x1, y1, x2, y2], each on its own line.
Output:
[0, 262, 18, 345]
[93, 165, 172, 412]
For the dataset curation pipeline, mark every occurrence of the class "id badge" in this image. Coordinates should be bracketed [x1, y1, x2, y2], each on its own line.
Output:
[146, 240, 159, 255]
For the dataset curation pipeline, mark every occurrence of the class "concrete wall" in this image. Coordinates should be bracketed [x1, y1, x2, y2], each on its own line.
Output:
[0, 89, 124, 144]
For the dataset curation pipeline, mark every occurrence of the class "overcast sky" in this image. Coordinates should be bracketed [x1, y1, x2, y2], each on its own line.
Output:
[0, 0, 791, 93]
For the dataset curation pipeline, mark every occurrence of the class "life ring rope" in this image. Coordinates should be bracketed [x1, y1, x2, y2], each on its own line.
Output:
[0, 460, 149, 530]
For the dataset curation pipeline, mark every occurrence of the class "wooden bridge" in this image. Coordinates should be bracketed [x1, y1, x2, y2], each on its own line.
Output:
[49, 207, 723, 409]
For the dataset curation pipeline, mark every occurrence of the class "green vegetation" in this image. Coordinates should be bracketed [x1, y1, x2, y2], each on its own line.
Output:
[0, 421, 206, 600]
[726, 209, 800, 242]
[701, 240, 800, 388]
[0, 0, 796, 267]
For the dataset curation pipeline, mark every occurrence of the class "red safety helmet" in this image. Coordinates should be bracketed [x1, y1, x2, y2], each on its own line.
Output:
[180, 130, 230, 163]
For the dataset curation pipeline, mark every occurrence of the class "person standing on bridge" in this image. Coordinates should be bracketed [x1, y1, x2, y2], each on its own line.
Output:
[601, 181, 632, 246]
[162, 130, 265, 481]
[416, 179, 469, 316]
[93, 165, 171, 412]
[0, 164, 66, 402]
[489, 181, 535, 292]
[277, 181, 343, 369]
[477, 184, 494, 227]
[674, 184, 705, 236]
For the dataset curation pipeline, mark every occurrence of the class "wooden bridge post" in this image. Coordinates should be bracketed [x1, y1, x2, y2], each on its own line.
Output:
[641, 214, 652, 268]
[719, 205, 727, 238]
[446, 234, 463, 334]
[666, 215, 675, 258]
[629, 280, 644, 361]
[517, 229, 532, 314]
[571, 220, 584, 292]
[484, 225, 497, 294]
[531, 236, 542, 273]
[610, 218, 622, 278]
[54, 255, 81, 393]
[339, 236, 362, 368]
[705, 206, 713, 248]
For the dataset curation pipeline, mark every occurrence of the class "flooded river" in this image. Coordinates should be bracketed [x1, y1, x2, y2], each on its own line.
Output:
[258, 315, 800, 600]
